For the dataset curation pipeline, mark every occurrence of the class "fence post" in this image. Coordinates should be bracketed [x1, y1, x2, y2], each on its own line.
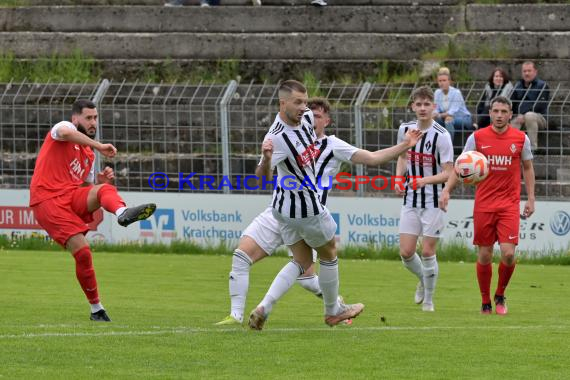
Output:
[220, 80, 238, 194]
[91, 79, 111, 175]
[354, 82, 372, 197]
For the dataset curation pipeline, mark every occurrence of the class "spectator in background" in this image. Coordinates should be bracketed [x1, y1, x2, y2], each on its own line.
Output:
[476, 68, 513, 129]
[433, 67, 473, 141]
[510, 61, 550, 152]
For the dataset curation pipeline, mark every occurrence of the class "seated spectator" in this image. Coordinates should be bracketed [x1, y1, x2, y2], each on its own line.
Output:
[475, 68, 513, 129]
[433, 67, 473, 141]
[510, 61, 550, 151]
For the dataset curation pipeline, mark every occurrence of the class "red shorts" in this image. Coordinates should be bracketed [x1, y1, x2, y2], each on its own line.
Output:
[473, 209, 520, 246]
[32, 186, 95, 247]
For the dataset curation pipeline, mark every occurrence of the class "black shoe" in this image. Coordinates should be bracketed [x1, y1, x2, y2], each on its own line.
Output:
[118, 203, 156, 227]
[90, 309, 111, 322]
[481, 303, 492, 315]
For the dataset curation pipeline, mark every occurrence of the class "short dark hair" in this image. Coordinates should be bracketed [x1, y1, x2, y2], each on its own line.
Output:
[522, 61, 537, 70]
[410, 86, 434, 102]
[308, 97, 331, 114]
[279, 80, 307, 97]
[490, 96, 512, 110]
[72, 99, 96, 115]
[488, 68, 510, 86]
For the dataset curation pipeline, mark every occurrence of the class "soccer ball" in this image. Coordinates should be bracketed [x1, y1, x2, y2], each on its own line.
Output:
[454, 151, 489, 185]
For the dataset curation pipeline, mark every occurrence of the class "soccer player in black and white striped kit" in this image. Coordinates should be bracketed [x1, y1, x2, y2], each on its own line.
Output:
[396, 86, 454, 312]
[215, 82, 421, 329]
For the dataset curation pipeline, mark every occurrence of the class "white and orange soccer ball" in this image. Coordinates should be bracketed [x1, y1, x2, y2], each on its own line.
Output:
[454, 151, 489, 185]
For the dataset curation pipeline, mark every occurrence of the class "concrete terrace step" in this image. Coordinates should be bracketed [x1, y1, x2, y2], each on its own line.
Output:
[1, 32, 569, 60]
[1, 5, 568, 33]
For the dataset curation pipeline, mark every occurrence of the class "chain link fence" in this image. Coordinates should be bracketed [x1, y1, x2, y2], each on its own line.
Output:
[1, 80, 569, 199]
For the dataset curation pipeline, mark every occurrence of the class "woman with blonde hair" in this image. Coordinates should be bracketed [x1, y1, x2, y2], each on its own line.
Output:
[433, 67, 473, 141]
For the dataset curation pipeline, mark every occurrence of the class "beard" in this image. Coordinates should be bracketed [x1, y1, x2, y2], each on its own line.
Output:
[77, 123, 96, 138]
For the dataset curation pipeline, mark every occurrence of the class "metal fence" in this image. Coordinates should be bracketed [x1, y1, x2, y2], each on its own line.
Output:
[1, 80, 569, 199]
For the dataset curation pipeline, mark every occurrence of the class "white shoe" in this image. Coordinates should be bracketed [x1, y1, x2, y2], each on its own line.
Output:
[252, 0, 262, 5]
[414, 281, 424, 304]
[422, 302, 435, 312]
[311, 0, 327, 6]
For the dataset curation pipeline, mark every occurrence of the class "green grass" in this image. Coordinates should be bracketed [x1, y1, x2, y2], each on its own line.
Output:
[3, 235, 570, 264]
[1, 250, 569, 378]
[0, 50, 100, 83]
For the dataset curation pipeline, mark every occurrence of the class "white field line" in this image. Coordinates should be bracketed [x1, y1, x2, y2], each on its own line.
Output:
[1, 325, 568, 339]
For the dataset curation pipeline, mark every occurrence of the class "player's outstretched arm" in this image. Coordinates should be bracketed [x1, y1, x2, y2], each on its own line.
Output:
[439, 167, 459, 212]
[255, 139, 274, 188]
[350, 129, 422, 166]
[522, 159, 536, 218]
[56, 127, 117, 158]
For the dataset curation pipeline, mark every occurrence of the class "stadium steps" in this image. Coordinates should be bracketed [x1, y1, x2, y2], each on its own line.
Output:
[0, 3, 569, 81]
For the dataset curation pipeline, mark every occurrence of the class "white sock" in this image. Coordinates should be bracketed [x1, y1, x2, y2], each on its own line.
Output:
[402, 252, 424, 282]
[318, 258, 340, 316]
[259, 261, 303, 315]
[422, 255, 439, 305]
[296, 274, 322, 297]
[115, 207, 127, 217]
[229, 249, 252, 322]
[90, 302, 104, 313]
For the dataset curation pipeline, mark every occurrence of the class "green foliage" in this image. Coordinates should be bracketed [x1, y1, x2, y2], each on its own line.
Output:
[302, 71, 325, 98]
[368, 61, 420, 84]
[0, 50, 99, 83]
[422, 39, 511, 61]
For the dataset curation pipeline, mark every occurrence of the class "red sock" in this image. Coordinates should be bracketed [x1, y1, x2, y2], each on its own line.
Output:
[476, 262, 492, 305]
[496, 261, 516, 297]
[97, 184, 126, 214]
[73, 246, 100, 304]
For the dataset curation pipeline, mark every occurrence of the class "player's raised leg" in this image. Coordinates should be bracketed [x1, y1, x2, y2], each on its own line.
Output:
[86, 183, 155, 227]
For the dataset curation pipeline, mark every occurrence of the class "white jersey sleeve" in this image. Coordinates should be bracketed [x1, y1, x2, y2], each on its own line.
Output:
[268, 135, 288, 168]
[397, 124, 406, 145]
[50, 121, 77, 141]
[329, 136, 358, 163]
[522, 135, 533, 161]
[463, 133, 476, 153]
[438, 131, 454, 164]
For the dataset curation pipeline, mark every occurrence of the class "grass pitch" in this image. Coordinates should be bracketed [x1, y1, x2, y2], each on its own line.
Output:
[1, 250, 569, 379]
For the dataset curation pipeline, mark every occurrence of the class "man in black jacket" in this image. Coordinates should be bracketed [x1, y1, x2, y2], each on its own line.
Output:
[510, 61, 550, 151]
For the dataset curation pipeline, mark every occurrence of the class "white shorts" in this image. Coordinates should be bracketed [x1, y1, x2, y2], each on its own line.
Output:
[272, 207, 337, 249]
[241, 207, 284, 255]
[399, 206, 445, 238]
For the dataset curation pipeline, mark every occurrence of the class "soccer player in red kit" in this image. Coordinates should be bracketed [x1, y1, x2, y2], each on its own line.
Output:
[30, 99, 156, 322]
[439, 96, 535, 315]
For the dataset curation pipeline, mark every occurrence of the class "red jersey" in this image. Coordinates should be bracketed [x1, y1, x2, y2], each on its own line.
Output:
[464, 126, 532, 212]
[30, 122, 95, 206]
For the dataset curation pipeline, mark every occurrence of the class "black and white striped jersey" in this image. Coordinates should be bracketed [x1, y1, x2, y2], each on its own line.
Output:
[263, 110, 357, 218]
[312, 135, 358, 206]
[397, 120, 454, 209]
